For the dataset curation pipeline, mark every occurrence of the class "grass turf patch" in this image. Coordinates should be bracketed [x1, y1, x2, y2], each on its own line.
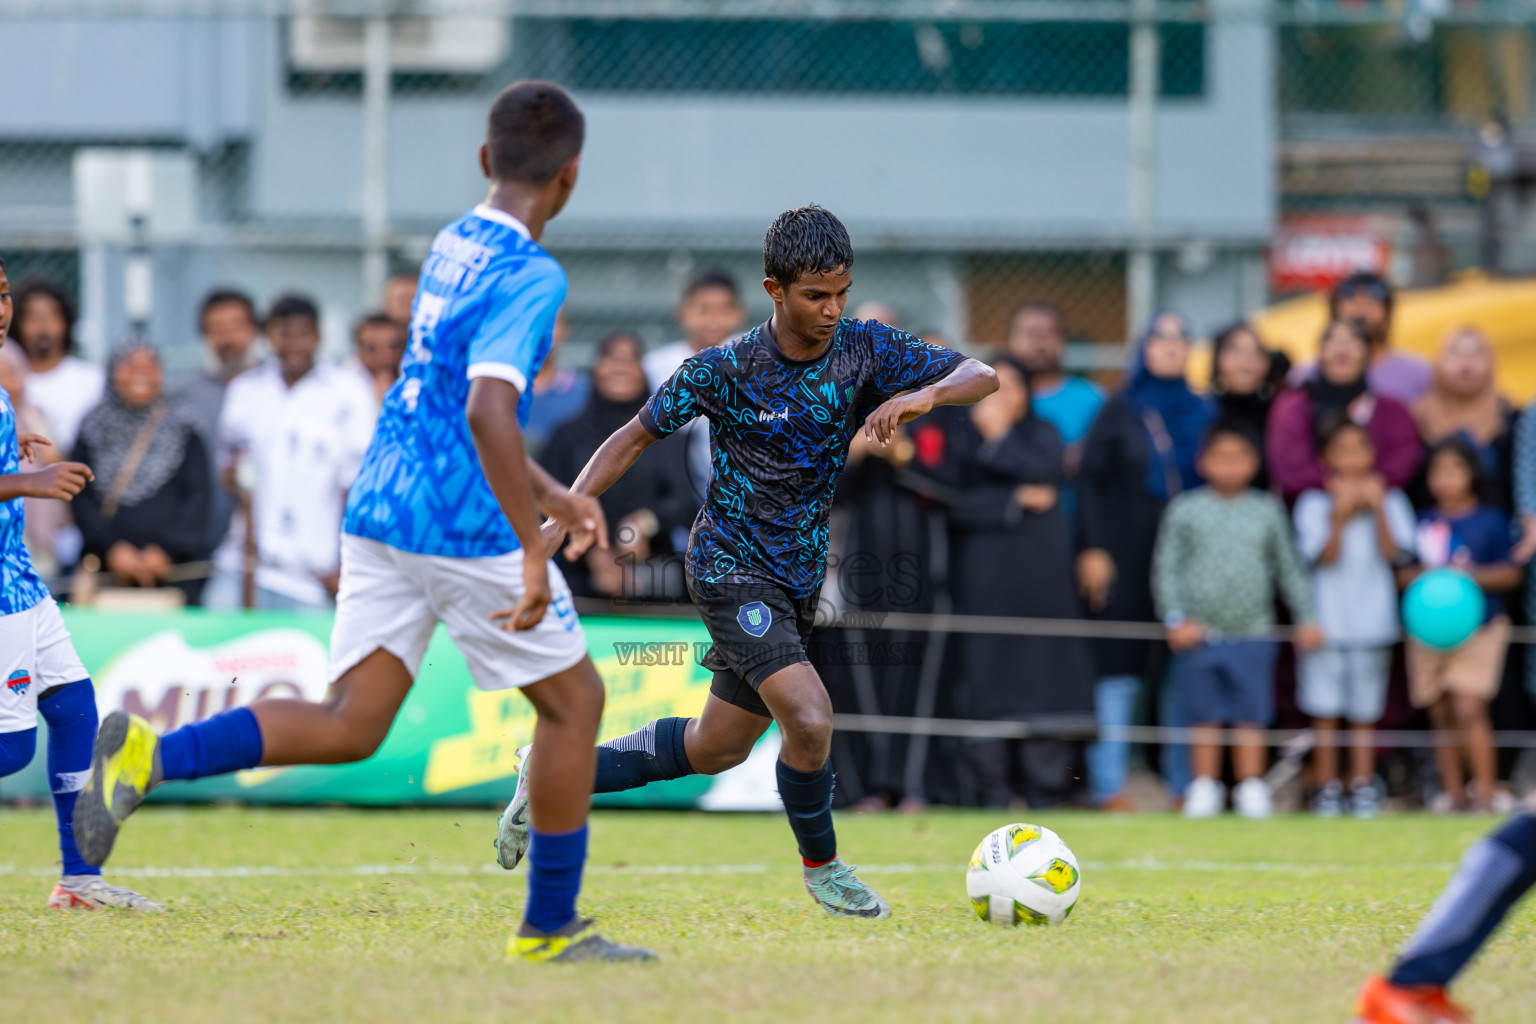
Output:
[0, 807, 1528, 1022]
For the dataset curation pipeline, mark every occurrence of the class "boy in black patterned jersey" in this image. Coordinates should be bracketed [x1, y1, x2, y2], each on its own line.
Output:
[497, 206, 997, 918]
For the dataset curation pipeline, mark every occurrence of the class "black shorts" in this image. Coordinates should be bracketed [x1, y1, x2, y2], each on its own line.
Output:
[688, 574, 819, 719]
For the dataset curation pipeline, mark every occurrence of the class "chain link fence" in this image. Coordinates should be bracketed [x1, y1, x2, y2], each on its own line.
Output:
[0, 1, 1529, 377]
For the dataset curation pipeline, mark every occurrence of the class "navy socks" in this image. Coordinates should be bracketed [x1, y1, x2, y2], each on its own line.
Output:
[1391, 812, 1536, 988]
[159, 707, 265, 782]
[593, 717, 694, 793]
[525, 826, 588, 933]
[776, 759, 837, 867]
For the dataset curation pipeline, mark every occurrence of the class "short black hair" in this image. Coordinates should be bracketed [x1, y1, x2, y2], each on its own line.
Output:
[199, 288, 258, 333]
[763, 205, 853, 288]
[1315, 410, 1373, 454]
[1425, 435, 1490, 504]
[353, 311, 401, 340]
[486, 80, 585, 185]
[12, 278, 77, 355]
[268, 293, 319, 327]
[1200, 416, 1262, 456]
[681, 270, 740, 305]
[596, 330, 644, 360]
[1329, 271, 1394, 320]
[1008, 300, 1065, 335]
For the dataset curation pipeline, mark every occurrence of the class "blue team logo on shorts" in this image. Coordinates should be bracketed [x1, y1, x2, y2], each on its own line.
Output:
[6, 669, 30, 696]
[737, 602, 772, 638]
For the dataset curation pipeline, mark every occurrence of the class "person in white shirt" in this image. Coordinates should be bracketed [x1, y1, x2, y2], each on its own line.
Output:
[208, 294, 376, 610]
[642, 270, 745, 389]
[9, 279, 104, 454]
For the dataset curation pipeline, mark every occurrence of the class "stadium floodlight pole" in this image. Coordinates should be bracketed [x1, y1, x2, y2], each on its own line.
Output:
[360, 11, 392, 309]
[1126, 0, 1159, 343]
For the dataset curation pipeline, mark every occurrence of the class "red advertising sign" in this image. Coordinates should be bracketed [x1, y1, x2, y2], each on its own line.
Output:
[1270, 216, 1393, 292]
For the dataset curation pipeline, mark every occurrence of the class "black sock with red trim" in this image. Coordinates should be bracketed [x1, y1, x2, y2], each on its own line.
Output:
[776, 759, 836, 867]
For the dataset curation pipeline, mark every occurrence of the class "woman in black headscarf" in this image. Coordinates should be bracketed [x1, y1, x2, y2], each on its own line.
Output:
[921, 355, 1095, 807]
[72, 339, 213, 603]
[1267, 319, 1422, 502]
[1209, 321, 1286, 490]
[540, 331, 697, 598]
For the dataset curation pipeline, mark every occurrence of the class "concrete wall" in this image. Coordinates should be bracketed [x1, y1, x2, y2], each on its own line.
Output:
[0, 9, 1274, 364]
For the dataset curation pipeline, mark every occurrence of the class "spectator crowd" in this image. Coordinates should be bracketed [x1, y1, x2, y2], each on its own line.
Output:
[5, 265, 1535, 818]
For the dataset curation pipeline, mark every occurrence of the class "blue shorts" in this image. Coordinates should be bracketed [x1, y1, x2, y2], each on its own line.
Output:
[1170, 639, 1277, 727]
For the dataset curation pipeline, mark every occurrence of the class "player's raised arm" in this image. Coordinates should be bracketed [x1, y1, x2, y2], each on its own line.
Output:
[552, 351, 711, 557]
[526, 457, 609, 558]
[548, 417, 660, 558]
[864, 357, 998, 446]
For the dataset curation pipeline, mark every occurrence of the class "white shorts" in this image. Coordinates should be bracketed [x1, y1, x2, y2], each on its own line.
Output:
[0, 597, 89, 733]
[1297, 645, 1393, 724]
[329, 535, 587, 691]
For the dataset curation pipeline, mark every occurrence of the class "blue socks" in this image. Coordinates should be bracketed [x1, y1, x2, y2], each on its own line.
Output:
[593, 717, 694, 793]
[776, 760, 837, 867]
[159, 707, 265, 782]
[0, 727, 35, 777]
[1392, 812, 1536, 988]
[39, 681, 98, 877]
[0, 681, 100, 877]
[525, 825, 588, 934]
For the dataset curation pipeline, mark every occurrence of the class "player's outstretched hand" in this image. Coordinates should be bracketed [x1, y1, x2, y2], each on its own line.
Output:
[864, 391, 934, 447]
[491, 555, 554, 632]
[17, 433, 52, 463]
[543, 490, 609, 560]
[25, 461, 94, 501]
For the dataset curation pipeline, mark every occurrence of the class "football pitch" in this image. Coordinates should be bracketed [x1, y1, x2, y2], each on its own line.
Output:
[2, 807, 1532, 1023]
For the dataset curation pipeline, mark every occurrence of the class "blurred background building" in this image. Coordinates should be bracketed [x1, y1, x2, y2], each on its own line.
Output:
[0, 0, 1530, 371]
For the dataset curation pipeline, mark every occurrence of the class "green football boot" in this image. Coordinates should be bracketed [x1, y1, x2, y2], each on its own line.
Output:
[804, 858, 892, 919]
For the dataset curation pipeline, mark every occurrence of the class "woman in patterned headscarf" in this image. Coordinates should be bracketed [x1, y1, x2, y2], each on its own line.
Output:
[71, 339, 212, 603]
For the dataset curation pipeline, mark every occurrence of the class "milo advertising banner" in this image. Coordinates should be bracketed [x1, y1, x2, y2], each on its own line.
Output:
[0, 611, 782, 810]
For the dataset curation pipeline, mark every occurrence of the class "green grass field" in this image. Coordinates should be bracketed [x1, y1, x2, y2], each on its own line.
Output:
[0, 807, 1531, 1023]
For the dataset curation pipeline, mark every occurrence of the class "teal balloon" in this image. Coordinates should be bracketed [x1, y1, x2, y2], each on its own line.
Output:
[1402, 569, 1486, 650]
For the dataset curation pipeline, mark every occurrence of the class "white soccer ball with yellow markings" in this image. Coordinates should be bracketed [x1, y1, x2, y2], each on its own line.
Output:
[966, 822, 1081, 926]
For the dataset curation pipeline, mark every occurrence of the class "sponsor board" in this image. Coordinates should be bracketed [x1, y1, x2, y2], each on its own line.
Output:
[0, 611, 781, 810]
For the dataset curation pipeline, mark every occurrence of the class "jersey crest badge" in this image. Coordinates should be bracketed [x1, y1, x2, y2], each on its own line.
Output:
[6, 670, 30, 696]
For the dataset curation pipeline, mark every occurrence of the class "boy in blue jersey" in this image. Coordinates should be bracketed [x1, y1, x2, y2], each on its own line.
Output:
[499, 206, 998, 918]
[0, 258, 163, 911]
[71, 82, 653, 962]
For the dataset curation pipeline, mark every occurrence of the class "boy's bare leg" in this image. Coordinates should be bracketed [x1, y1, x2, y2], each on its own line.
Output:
[253, 648, 414, 765]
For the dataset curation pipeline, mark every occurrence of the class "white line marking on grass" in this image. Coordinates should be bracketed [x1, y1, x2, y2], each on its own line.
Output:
[0, 859, 1459, 880]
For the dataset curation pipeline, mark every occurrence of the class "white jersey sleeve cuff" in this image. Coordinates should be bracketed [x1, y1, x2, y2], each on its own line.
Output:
[466, 361, 528, 394]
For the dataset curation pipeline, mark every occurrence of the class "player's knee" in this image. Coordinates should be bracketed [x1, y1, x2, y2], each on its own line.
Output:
[531, 667, 605, 728]
[0, 728, 37, 778]
[690, 741, 752, 776]
[779, 705, 833, 753]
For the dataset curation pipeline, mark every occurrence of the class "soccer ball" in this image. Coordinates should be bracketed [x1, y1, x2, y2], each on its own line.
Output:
[966, 822, 1081, 926]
